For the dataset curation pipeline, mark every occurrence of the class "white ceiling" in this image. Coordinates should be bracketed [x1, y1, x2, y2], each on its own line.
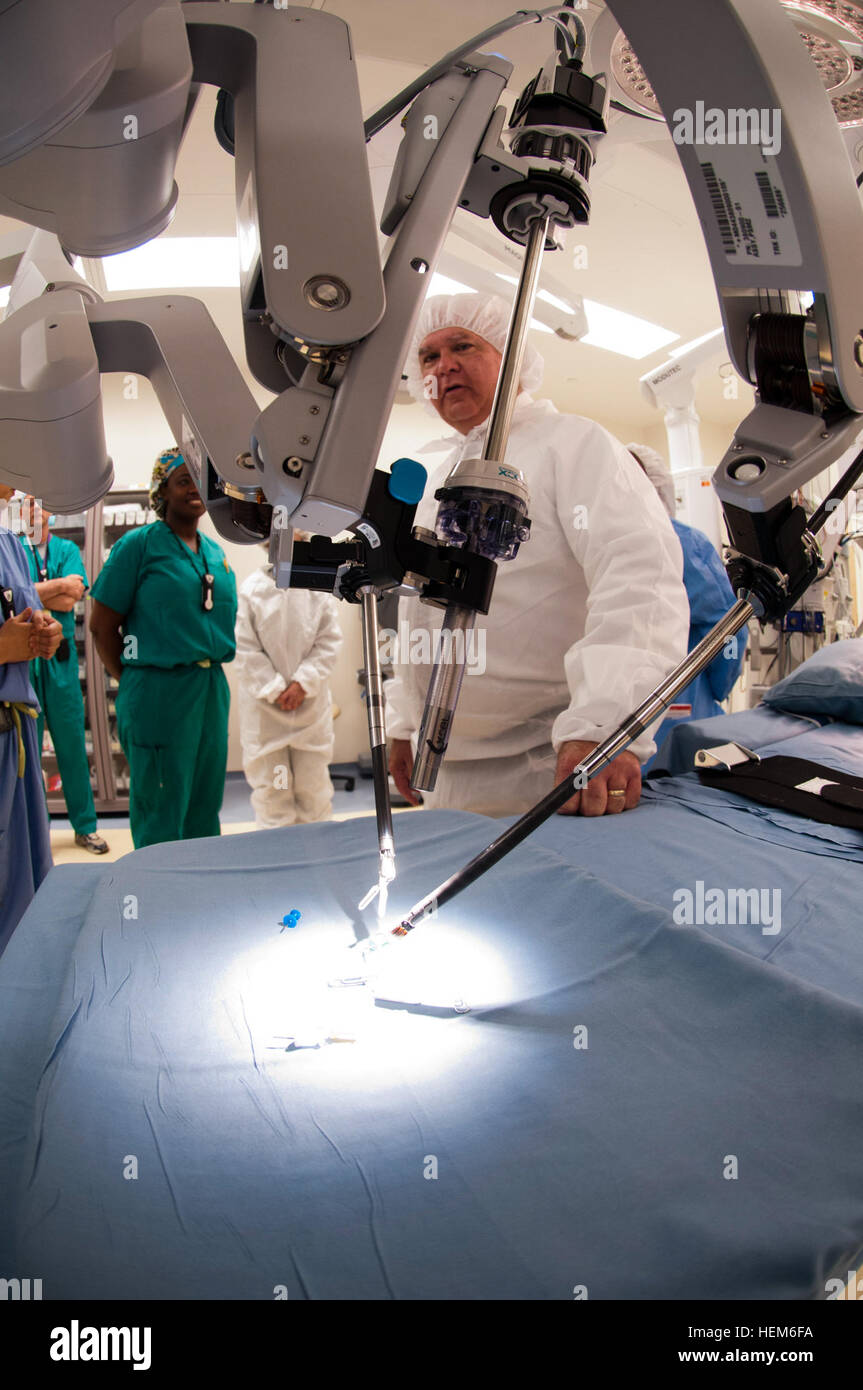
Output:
[1, 0, 795, 443]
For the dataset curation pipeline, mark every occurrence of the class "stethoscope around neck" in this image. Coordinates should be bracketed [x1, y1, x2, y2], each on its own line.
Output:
[165, 522, 216, 612]
[24, 534, 49, 583]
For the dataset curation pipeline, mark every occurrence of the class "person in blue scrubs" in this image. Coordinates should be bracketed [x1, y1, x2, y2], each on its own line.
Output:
[0, 484, 63, 953]
[89, 450, 238, 849]
[626, 446, 747, 772]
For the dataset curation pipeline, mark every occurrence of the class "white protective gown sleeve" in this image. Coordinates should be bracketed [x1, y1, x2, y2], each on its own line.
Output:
[234, 597, 289, 706]
[235, 568, 343, 756]
[385, 396, 690, 765]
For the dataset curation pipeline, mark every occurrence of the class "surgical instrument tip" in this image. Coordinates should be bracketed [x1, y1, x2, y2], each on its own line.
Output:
[360, 585, 398, 916]
[391, 894, 436, 937]
[358, 883, 379, 912]
[380, 843, 396, 879]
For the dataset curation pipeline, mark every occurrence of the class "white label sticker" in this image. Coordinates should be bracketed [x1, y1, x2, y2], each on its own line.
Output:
[698, 148, 802, 266]
[355, 521, 381, 549]
[796, 776, 837, 795]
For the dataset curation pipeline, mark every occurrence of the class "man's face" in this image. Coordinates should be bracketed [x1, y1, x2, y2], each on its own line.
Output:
[417, 327, 503, 434]
[22, 495, 49, 539]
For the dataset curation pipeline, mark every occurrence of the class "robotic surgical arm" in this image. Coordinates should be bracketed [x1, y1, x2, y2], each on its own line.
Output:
[2, 0, 861, 625]
[0, 0, 605, 780]
[608, 0, 863, 628]
[0, 3, 600, 534]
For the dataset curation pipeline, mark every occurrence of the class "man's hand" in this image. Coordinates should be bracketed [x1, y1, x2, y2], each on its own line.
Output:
[33, 576, 86, 612]
[554, 739, 642, 816]
[389, 737, 422, 806]
[60, 575, 86, 605]
[0, 609, 35, 664]
[277, 681, 306, 712]
[29, 610, 63, 659]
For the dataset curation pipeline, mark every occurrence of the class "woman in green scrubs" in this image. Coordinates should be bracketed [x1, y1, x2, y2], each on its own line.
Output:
[89, 449, 237, 849]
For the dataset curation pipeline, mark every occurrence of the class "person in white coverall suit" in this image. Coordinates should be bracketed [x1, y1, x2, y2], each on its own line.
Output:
[235, 552, 343, 827]
[386, 292, 690, 818]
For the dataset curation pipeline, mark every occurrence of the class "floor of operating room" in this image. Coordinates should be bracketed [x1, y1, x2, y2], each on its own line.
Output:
[47, 767, 415, 864]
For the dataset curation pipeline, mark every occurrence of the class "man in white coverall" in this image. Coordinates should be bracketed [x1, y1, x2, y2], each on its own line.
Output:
[235, 547, 343, 827]
[386, 292, 690, 818]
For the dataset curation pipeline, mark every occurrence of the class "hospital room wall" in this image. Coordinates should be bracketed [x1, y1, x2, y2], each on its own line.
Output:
[97, 378, 741, 773]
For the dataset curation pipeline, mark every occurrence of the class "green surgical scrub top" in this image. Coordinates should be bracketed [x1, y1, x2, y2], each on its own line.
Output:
[90, 521, 237, 668]
[18, 533, 89, 644]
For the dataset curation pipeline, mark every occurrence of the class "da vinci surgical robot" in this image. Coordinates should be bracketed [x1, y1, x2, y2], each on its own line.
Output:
[2, 1, 863, 928]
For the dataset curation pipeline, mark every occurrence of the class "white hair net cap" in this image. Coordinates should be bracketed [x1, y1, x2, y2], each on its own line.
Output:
[627, 442, 676, 519]
[403, 292, 544, 406]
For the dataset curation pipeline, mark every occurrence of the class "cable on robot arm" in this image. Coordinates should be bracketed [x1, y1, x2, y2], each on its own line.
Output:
[363, 6, 590, 142]
[552, 1, 587, 61]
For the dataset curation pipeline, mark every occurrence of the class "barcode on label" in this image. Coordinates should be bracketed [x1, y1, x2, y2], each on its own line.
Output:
[700, 161, 736, 253]
[755, 170, 780, 218]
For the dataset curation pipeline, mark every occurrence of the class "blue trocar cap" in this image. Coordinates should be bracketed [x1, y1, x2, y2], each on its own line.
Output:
[388, 458, 427, 505]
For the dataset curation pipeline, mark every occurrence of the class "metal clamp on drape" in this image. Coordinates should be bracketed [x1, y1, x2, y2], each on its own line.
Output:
[694, 742, 761, 772]
[695, 747, 863, 830]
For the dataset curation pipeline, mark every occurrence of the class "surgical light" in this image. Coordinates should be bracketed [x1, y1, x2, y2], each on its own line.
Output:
[670, 328, 726, 358]
[581, 299, 679, 360]
[495, 274, 577, 317]
[101, 237, 241, 292]
[495, 272, 677, 356]
[428, 272, 476, 297]
[597, 0, 863, 128]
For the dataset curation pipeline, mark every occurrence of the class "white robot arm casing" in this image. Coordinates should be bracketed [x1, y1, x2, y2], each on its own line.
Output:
[0, 0, 165, 167]
[0, 286, 110, 511]
[0, 2, 192, 257]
